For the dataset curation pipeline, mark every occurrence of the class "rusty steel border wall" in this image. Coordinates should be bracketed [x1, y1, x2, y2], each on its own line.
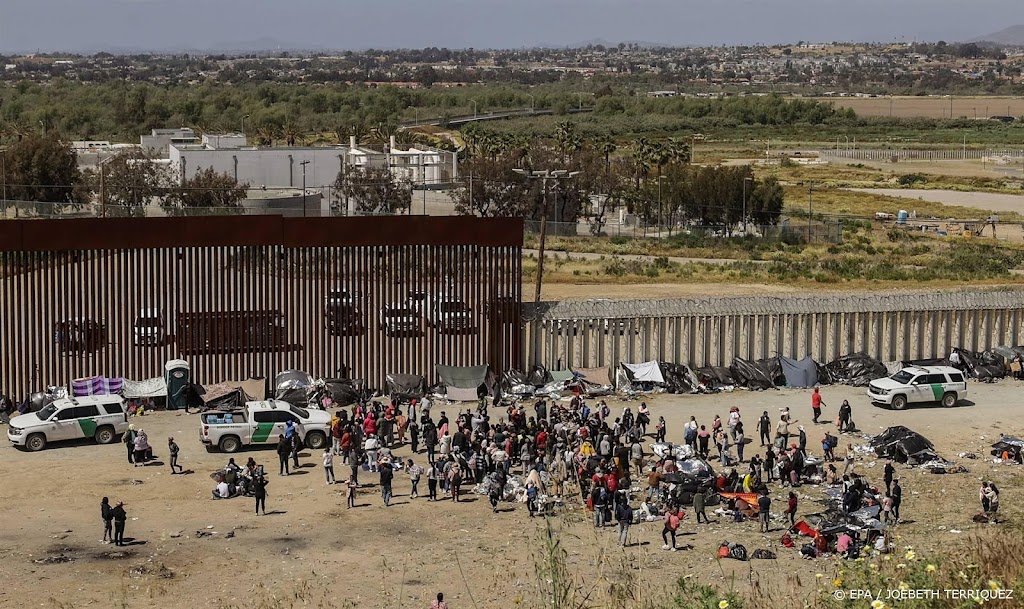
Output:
[0, 216, 523, 397]
[523, 290, 1024, 371]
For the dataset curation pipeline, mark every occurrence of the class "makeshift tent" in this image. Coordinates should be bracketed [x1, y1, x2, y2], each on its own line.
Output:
[780, 355, 819, 388]
[575, 367, 611, 387]
[658, 362, 697, 393]
[730, 357, 784, 390]
[71, 376, 124, 396]
[991, 436, 1024, 461]
[549, 369, 575, 382]
[694, 366, 737, 391]
[526, 365, 552, 386]
[386, 374, 426, 401]
[870, 426, 940, 465]
[498, 370, 534, 398]
[122, 377, 167, 399]
[200, 381, 256, 411]
[274, 370, 313, 406]
[620, 361, 665, 383]
[436, 364, 495, 400]
[952, 348, 1007, 381]
[319, 378, 365, 407]
[826, 353, 887, 387]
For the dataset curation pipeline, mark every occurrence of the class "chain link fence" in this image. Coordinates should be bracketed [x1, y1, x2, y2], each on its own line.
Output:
[525, 219, 844, 244]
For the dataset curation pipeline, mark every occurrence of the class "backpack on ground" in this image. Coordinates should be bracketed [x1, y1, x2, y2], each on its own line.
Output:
[728, 544, 748, 561]
[751, 549, 776, 559]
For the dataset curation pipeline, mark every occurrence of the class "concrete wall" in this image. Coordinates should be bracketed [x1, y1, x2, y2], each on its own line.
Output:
[169, 146, 350, 188]
[523, 290, 1024, 370]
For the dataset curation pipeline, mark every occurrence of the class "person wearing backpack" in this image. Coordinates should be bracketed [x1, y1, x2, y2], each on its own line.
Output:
[661, 507, 684, 551]
[616, 500, 634, 547]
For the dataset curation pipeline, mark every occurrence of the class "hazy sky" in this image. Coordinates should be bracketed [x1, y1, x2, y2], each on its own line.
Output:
[0, 0, 1017, 53]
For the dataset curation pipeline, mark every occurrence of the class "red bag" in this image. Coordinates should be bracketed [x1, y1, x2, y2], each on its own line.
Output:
[781, 533, 795, 548]
[586, 496, 594, 512]
[717, 546, 730, 558]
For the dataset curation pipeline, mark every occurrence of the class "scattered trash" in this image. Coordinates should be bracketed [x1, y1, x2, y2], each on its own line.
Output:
[33, 554, 73, 564]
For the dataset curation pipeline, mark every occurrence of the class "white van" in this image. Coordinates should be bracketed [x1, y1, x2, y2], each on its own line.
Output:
[8, 395, 129, 451]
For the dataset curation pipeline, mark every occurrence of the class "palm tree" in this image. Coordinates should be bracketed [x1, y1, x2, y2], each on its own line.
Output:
[667, 137, 691, 165]
[596, 135, 617, 175]
[371, 121, 401, 149]
[283, 123, 301, 147]
[632, 138, 653, 187]
[553, 120, 580, 163]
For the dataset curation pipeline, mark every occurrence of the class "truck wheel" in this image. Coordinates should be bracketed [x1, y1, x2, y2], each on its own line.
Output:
[941, 392, 957, 408]
[94, 426, 115, 444]
[891, 395, 908, 411]
[219, 436, 241, 453]
[26, 433, 47, 452]
[305, 431, 327, 450]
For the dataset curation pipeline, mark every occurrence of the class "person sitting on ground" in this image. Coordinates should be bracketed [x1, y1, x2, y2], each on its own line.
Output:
[212, 478, 231, 500]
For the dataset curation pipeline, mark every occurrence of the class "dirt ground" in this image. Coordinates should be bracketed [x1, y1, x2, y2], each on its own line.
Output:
[1, 382, 1021, 609]
[815, 96, 1024, 120]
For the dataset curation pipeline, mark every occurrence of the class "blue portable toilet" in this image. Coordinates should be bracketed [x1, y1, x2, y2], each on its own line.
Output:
[897, 210, 908, 224]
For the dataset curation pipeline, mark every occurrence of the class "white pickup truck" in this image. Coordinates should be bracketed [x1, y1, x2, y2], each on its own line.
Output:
[200, 399, 331, 453]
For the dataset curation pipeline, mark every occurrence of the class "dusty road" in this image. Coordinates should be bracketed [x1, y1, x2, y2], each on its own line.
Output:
[1, 380, 1021, 608]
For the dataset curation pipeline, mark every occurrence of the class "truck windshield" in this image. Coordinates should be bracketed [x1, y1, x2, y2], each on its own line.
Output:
[36, 404, 58, 420]
[891, 370, 914, 384]
[289, 405, 310, 419]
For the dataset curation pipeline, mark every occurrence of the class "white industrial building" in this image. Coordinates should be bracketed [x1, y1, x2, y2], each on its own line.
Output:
[141, 128, 199, 154]
[168, 134, 457, 188]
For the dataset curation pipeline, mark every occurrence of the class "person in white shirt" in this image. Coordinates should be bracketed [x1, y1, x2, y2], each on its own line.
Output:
[323, 448, 335, 484]
[364, 436, 380, 473]
[212, 480, 230, 499]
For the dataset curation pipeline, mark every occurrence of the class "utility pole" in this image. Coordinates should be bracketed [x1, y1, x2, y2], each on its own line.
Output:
[241, 114, 250, 137]
[300, 160, 310, 217]
[807, 184, 814, 244]
[513, 168, 580, 304]
[0, 149, 6, 212]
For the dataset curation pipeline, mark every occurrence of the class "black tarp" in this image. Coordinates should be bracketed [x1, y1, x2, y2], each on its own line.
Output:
[204, 387, 249, 411]
[871, 426, 940, 464]
[526, 365, 552, 387]
[386, 374, 426, 401]
[953, 348, 1007, 381]
[659, 362, 696, 393]
[730, 357, 784, 390]
[321, 378, 366, 406]
[991, 436, 1024, 461]
[826, 353, 888, 387]
[695, 366, 737, 390]
[274, 370, 314, 406]
[780, 355, 819, 388]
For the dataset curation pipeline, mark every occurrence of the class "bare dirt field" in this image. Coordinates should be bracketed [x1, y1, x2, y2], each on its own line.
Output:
[2, 381, 1022, 608]
[815, 96, 1024, 120]
[845, 188, 1024, 216]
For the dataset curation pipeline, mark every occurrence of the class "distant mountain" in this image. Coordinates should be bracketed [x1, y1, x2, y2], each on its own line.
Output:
[969, 24, 1024, 46]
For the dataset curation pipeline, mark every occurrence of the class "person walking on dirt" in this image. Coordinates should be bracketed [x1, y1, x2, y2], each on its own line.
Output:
[111, 501, 127, 546]
[838, 400, 853, 433]
[253, 474, 268, 515]
[406, 458, 423, 499]
[661, 506, 683, 551]
[758, 411, 771, 447]
[379, 457, 394, 507]
[843, 444, 855, 475]
[693, 486, 709, 524]
[168, 437, 183, 474]
[100, 497, 113, 544]
[785, 491, 798, 526]
[891, 479, 903, 522]
[276, 435, 291, 476]
[123, 425, 137, 464]
[757, 491, 771, 533]
[346, 475, 358, 509]
[811, 387, 826, 423]
[431, 592, 448, 609]
[323, 448, 336, 484]
[290, 431, 302, 469]
[616, 499, 634, 547]
[884, 461, 895, 495]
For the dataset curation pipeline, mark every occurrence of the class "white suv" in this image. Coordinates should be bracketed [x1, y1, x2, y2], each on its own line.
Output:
[8, 395, 129, 451]
[867, 365, 968, 410]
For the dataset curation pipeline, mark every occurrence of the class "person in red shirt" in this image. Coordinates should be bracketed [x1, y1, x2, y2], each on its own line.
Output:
[785, 491, 798, 525]
[811, 387, 826, 424]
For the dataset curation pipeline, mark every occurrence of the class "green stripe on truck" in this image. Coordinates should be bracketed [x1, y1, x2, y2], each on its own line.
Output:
[252, 422, 274, 443]
[78, 418, 98, 438]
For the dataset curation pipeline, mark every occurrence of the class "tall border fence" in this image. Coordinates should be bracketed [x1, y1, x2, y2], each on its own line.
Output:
[524, 290, 1024, 371]
[0, 216, 523, 397]
[822, 148, 1024, 163]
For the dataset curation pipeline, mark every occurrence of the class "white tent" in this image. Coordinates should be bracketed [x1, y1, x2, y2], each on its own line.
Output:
[122, 377, 167, 399]
[621, 361, 665, 383]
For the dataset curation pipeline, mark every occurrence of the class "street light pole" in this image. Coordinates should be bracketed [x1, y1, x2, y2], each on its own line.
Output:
[241, 114, 250, 137]
[300, 160, 310, 217]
